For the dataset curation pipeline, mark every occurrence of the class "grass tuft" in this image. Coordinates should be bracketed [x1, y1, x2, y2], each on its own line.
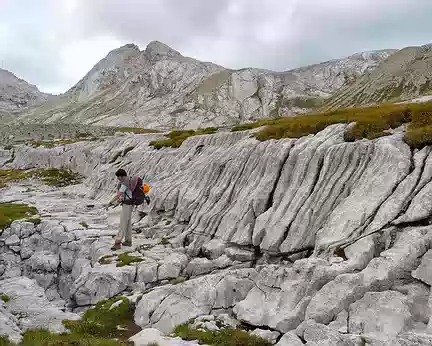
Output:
[79, 221, 89, 229]
[116, 253, 144, 267]
[174, 324, 271, 346]
[99, 255, 114, 265]
[150, 128, 217, 149]
[0, 170, 33, 188]
[0, 168, 83, 189]
[0, 297, 138, 344]
[116, 127, 160, 134]
[63, 297, 139, 340]
[0, 203, 38, 230]
[170, 278, 186, 285]
[159, 238, 170, 245]
[32, 168, 84, 187]
[1, 295, 10, 303]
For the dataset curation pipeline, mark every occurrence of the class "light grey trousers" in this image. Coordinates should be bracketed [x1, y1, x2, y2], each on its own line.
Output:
[116, 204, 133, 243]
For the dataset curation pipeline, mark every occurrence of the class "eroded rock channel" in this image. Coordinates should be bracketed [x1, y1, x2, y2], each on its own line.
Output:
[1, 126, 432, 345]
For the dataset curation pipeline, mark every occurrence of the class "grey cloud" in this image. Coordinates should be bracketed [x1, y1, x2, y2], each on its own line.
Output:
[76, 0, 231, 48]
[1, 0, 432, 93]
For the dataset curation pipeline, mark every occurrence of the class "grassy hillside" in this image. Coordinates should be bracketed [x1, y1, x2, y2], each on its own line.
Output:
[232, 101, 432, 149]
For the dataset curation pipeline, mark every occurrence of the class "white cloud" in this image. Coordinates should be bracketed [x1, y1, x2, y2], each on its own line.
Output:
[57, 36, 123, 94]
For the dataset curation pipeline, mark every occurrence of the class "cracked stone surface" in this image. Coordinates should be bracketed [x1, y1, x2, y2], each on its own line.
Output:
[2, 126, 432, 344]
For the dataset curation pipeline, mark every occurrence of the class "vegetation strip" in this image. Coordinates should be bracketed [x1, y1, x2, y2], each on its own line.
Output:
[150, 127, 217, 149]
[232, 101, 432, 148]
[0, 168, 84, 189]
[174, 323, 272, 346]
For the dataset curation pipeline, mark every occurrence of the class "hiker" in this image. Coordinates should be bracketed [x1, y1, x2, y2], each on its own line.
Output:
[104, 169, 150, 250]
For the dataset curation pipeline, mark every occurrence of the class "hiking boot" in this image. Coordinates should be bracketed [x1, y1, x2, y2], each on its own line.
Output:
[122, 241, 132, 247]
[111, 241, 121, 251]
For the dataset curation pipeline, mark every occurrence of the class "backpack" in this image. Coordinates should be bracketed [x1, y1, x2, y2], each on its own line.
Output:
[124, 176, 151, 206]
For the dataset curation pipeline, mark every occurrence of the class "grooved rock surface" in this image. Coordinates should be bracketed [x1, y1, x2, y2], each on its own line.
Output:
[2, 125, 432, 344]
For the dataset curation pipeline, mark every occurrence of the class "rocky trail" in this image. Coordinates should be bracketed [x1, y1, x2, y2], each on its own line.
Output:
[2, 127, 432, 345]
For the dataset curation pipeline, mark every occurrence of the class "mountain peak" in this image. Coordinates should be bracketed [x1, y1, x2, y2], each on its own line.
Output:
[145, 40, 181, 57]
[0, 68, 48, 111]
[106, 43, 140, 57]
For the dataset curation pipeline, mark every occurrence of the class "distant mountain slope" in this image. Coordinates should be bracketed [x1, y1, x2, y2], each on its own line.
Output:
[12, 41, 395, 130]
[0, 68, 49, 111]
[324, 44, 432, 110]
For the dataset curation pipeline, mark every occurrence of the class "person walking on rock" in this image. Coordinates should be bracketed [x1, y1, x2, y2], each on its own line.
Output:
[105, 169, 149, 250]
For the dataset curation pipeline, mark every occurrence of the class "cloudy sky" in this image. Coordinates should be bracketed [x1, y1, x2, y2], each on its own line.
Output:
[1, 0, 431, 94]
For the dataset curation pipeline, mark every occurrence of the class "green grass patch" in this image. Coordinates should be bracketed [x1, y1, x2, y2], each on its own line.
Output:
[117, 253, 144, 267]
[150, 128, 217, 149]
[30, 136, 97, 148]
[159, 238, 170, 245]
[63, 297, 139, 341]
[80, 221, 89, 229]
[0, 170, 33, 188]
[406, 125, 432, 149]
[32, 168, 84, 187]
[174, 324, 272, 346]
[0, 203, 38, 230]
[99, 255, 114, 265]
[54, 138, 88, 145]
[76, 132, 92, 138]
[231, 101, 432, 148]
[0, 169, 83, 189]
[1, 295, 10, 303]
[0, 329, 133, 345]
[116, 127, 160, 134]
[31, 141, 56, 149]
[27, 217, 42, 225]
[170, 278, 186, 285]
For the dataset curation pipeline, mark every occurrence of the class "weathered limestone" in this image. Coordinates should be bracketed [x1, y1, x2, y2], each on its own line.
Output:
[134, 269, 255, 334]
[305, 227, 432, 325]
[0, 277, 80, 337]
[2, 123, 432, 345]
[349, 291, 413, 341]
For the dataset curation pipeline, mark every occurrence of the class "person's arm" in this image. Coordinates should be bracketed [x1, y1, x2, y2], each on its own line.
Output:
[108, 192, 121, 205]
[105, 184, 125, 209]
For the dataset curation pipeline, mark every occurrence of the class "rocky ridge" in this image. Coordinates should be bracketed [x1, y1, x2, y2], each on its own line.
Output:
[325, 43, 432, 109]
[2, 127, 432, 344]
[11, 41, 394, 130]
[0, 68, 49, 112]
